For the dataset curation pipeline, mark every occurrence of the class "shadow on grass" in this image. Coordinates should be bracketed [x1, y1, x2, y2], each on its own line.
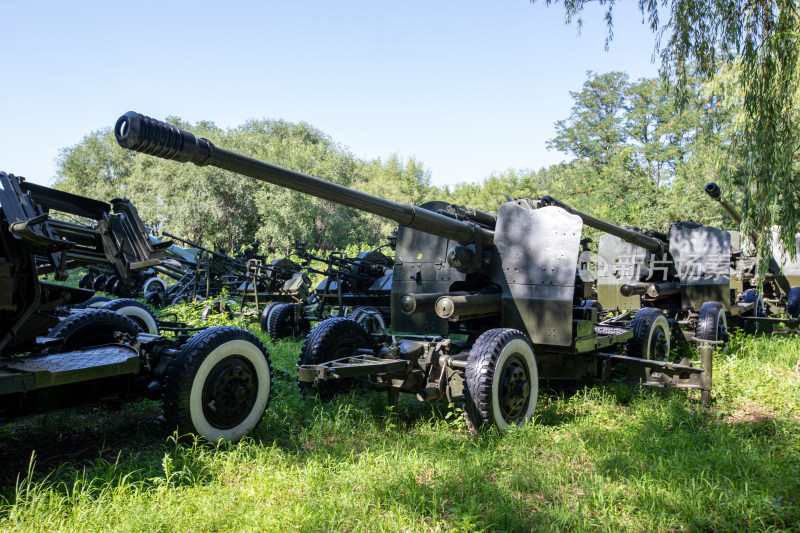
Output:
[3, 375, 798, 532]
[584, 400, 800, 531]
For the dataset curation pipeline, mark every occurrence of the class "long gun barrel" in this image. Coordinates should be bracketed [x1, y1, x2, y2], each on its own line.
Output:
[115, 112, 491, 247]
[540, 196, 665, 253]
[161, 231, 244, 267]
[620, 281, 681, 299]
[704, 182, 759, 243]
[705, 181, 791, 293]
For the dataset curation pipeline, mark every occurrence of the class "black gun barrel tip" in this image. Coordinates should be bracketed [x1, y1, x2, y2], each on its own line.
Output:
[704, 182, 721, 199]
[115, 112, 140, 147]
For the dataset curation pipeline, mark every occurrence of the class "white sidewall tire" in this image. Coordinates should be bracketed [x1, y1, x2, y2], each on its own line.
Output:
[143, 277, 167, 294]
[266, 304, 280, 330]
[113, 305, 159, 334]
[491, 338, 539, 432]
[353, 309, 385, 335]
[646, 315, 670, 359]
[189, 339, 271, 442]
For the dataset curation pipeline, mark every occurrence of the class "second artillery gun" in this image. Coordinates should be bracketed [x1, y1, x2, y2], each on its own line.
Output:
[704, 182, 800, 332]
[260, 239, 394, 341]
[115, 111, 713, 433]
[593, 209, 736, 351]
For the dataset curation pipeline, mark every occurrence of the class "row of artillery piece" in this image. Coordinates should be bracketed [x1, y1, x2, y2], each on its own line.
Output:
[73, 221, 396, 342]
[0, 111, 797, 444]
[113, 112, 800, 433]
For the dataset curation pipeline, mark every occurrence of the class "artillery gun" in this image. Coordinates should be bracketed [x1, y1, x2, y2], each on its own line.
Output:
[0, 171, 272, 441]
[78, 263, 166, 299]
[240, 251, 313, 332]
[115, 111, 712, 432]
[144, 231, 249, 307]
[704, 182, 800, 332]
[592, 208, 735, 349]
[262, 239, 394, 340]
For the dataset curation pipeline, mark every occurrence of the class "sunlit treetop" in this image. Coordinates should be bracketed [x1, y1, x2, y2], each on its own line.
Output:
[533, 0, 800, 266]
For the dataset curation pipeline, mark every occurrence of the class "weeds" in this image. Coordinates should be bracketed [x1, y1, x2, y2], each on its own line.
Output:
[0, 328, 797, 532]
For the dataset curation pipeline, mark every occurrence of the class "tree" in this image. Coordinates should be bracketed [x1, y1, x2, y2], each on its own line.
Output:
[547, 71, 630, 169]
[532, 0, 800, 265]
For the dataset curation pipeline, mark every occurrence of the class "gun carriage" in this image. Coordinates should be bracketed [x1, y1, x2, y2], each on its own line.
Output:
[704, 182, 800, 333]
[115, 111, 713, 433]
[591, 205, 734, 350]
[261, 239, 394, 340]
[142, 231, 250, 307]
[0, 171, 272, 441]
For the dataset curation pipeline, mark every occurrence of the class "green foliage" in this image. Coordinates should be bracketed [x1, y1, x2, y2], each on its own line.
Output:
[0, 324, 798, 532]
[548, 71, 630, 169]
[531, 0, 800, 267]
[54, 119, 432, 255]
[443, 69, 739, 239]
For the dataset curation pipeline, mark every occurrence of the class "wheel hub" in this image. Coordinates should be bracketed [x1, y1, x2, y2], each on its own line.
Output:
[650, 329, 668, 361]
[203, 356, 258, 429]
[499, 355, 530, 421]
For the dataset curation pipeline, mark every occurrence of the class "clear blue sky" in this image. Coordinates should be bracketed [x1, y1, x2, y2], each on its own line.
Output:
[1, 0, 663, 189]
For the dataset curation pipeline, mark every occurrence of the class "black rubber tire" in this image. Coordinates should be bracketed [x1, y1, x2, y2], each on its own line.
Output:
[145, 290, 165, 308]
[259, 302, 283, 333]
[347, 306, 386, 335]
[78, 273, 93, 289]
[112, 278, 128, 297]
[462, 328, 538, 434]
[72, 295, 113, 309]
[268, 303, 305, 340]
[742, 289, 766, 317]
[162, 326, 272, 442]
[104, 275, 119, 295]
[142, 276, 167, 295]
[626, 308, 670, 361]
[298, 317, 372, 401]
[696, 301, 729, 352]
[101, 298, 159, 334]
[171, 294, 189, 305]
[786, 286, 800, 319]
[49, 309, 142, 351]
[91, 274, 107, 292]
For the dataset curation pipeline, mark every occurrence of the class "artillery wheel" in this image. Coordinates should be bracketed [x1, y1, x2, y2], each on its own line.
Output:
[49, 309, 142, 351]
[626, 308, 670, 361]
[463, 328, 538, 434]
[742, 289, 766, 317]
[696, 301, 728, 352]
[298, 317, 371, 401]
[78, 273, 93, 289]
[145, 290, 165, 307]
[171, 294, 189, 305]
[786, 286, 800, 319]
[72, 295, 112, 309]
[91, 274, 107, 292]
[104, 275, 120, 294]
[259, 302, 283, 333]
[142, 276, 167, 296]
[162, 326, 272, 442]
[101, 298, 159, 334]
[347, 306, 386, 336]
[110, 277, 126, 297]
[268, 303, 308, 340]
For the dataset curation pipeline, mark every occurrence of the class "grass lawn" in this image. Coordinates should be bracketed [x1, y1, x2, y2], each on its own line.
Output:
[0, 317, 798, 532]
